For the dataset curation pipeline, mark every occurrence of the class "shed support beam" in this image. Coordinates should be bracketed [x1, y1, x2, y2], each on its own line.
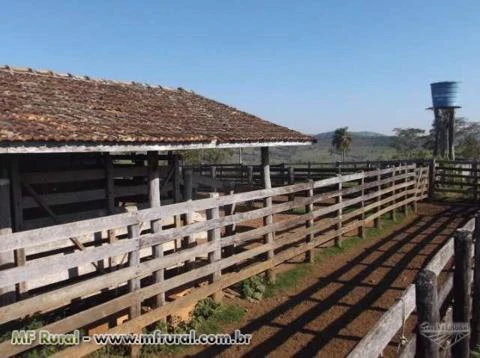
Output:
[148, 151, 165, 308]
[0, 158, 16, 305]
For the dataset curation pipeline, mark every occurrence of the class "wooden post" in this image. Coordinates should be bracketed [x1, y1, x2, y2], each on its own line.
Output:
[183, 168, 193, 201]
[105, 154, 118, 269]
[413, 165, 419, 214]
[288, 167, 295, 202]
[210, 166, 217, 192]
[182, 169, 194, 266]
[207, 193, 222, 303]
[224, 190, 236, 257]
[0, 160, 16, 305]
[428, 158, 436, 199]
[247, 165, 253, 185]
[474, 160, 478, 201]
[148, 151, 165, 308]
[305, 179, 314, 263]
[374, 168, 382, 230]
[452, 229, 473, 358]
[402, 164, 408, 215]
[288, 166, 295, 186]
[9, 157, 27, 297]
[415, 269, 440, 358]
[127, 223, 141, 358]
[391, 165, 397, 222]
[471, 214, 480, 349]
[335, 174, 343, 248]
[262, 147, 275, 283]
[173, 154, 181, 202]
[359, 172, 366, 239]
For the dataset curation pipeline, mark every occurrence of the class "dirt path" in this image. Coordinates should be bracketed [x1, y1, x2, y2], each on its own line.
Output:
[187, 202, 477, 358]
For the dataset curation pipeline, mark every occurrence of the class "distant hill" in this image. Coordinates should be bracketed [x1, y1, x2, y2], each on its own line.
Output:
[313, 131, 387, 140]
[226, 131, 396, 164]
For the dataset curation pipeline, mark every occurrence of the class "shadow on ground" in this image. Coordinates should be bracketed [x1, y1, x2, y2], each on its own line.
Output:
[189, 202, 477, 358]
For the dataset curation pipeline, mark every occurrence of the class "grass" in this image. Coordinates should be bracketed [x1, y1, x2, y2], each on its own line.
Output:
[89, 301, 246, 357]
[264, 210, 410, 298]
[141, 301, 245, 356]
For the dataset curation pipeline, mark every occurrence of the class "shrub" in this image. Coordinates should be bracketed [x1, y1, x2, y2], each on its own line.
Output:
[241, 275, 267, 301]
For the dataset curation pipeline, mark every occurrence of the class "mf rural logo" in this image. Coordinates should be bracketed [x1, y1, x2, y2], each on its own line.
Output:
[419, 322, 470, 350]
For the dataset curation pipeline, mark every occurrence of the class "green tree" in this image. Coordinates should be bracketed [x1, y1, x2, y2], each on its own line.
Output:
[454, 119, 480, 159]
[392, 128, 429, 159]
[331, 127, 352, 162]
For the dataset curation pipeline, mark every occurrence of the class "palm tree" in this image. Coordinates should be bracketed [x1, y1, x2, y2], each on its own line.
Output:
[331, 127, 352, 162]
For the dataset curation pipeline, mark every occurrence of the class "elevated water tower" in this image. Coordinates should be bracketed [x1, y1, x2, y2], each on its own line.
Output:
[428, 81, 460, 160]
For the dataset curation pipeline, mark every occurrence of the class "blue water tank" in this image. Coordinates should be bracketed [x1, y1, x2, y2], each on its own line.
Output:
[430, 81, 459, 108]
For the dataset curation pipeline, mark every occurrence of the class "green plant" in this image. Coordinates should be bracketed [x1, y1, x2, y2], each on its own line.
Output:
[192, 297, 220, 321]
[241, 275, 267, 301]
[472, 345, 480, 358]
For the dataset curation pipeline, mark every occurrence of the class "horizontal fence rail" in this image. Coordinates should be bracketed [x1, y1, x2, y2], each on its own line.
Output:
[0, 164, 428, 357]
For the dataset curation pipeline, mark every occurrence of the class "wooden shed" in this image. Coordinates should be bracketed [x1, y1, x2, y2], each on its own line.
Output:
[0, 66, 313, 304]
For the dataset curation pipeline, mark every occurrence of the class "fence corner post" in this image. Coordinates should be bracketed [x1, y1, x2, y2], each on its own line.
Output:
[415, 269, 440, 358]
[452, 229, 473, 358]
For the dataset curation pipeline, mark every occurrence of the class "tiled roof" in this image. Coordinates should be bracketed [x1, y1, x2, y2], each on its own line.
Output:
[0, 66, 313, 149]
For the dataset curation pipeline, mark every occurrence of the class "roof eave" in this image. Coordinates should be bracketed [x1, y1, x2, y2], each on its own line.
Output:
[0, 140, 314, 154]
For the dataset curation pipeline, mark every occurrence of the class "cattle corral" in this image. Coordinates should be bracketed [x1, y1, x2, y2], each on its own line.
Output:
[0, 67, 479, 358]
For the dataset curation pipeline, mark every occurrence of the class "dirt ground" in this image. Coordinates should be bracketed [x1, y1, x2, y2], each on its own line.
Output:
[185, 201, 477, 358]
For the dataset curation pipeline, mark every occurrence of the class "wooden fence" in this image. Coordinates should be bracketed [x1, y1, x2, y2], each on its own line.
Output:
[190, 160, 430, 188]
[430, 159, 480, 200]
[0, 164, 428, 357]
[348, 212, 480, 358]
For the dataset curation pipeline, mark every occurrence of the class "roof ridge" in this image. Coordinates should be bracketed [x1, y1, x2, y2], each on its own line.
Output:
[0, 64, 195, 93]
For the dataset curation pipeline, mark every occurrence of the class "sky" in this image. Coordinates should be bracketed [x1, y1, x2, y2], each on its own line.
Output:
[0, 0, 479, 135]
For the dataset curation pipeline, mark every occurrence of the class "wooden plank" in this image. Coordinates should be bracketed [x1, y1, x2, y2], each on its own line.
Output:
[115, 185, 147, 197]
[347, 285, 416, 358]
[22, 187, 106, 209]
[425, 238, 453, 275]
[22, 168, 105, 184]
[0, 239, 138, 288]
[0, 212, 137, 253]
[0, 241, 217, 324]
[21, 209, 110, 231]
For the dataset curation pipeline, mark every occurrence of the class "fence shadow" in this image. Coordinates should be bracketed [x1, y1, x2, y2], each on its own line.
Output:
[191, 203, 477, 358]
